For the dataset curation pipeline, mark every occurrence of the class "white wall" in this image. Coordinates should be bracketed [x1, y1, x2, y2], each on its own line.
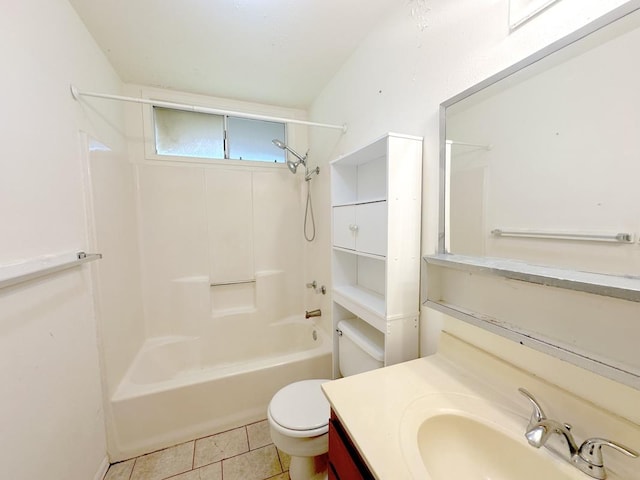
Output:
[0, 0, 125, 478]
[308, 0, 640, 421]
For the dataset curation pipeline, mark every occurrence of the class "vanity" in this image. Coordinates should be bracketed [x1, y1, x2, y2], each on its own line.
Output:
[328, 410, 373, 480]
[322, 332, 640, 480]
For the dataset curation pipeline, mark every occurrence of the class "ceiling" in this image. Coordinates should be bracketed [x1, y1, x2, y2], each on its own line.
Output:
[68, 0, 400, 109]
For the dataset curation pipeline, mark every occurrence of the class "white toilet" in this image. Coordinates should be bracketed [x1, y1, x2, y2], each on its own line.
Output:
[267, 318, 384, 480]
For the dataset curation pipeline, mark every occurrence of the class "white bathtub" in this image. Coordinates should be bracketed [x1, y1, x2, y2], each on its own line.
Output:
[109, 316, 332, 460]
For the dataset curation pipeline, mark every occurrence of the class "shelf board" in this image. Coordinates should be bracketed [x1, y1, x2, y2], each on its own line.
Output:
[330, 132, 423, 167]
[425, 299, 640, 390]
[333, 285, 386, 332]
[332, 246, 386, 261]
[425, 253, 640, 302]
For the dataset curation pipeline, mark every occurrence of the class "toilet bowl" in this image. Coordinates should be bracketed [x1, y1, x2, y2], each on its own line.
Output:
[267, 318, 384, 479]
[267, 379, 331, 480]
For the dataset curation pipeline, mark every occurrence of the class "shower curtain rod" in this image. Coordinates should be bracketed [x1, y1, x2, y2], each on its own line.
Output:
[70, 85, 348, 133]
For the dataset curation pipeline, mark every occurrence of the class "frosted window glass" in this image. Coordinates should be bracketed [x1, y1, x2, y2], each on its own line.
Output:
[227, 117, 285, 163]
[154, 107, 224, 159]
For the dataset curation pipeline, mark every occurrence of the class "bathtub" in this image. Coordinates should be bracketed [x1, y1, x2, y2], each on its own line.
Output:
[109, 316, 332, 460]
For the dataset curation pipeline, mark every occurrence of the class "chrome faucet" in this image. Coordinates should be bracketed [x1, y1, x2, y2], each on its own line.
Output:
[525, 418, 578, 454]
[305, 309, 321, 319]
[519, 388, 638, 479]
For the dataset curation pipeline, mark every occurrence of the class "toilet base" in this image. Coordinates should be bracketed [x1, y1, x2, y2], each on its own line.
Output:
[289, 453, 328, 480]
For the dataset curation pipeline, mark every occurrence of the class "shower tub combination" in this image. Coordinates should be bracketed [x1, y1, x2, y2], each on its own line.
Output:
[109, 272, 331, 460]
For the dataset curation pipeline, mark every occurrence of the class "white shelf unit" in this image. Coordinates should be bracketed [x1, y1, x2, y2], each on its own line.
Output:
[330, 133, 422, 377]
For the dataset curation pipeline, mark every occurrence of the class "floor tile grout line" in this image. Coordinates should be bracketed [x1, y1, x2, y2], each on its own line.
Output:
[127, 458, 136, 480]
[247, 420, 271, 452]
[275, 447, 284, 473]
[191, 438, 196, 470]
[160, 461, 222, 480]
[246, 418, 268, 426]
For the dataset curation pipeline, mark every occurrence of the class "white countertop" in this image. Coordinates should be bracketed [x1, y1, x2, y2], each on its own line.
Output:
[321, 332, 640, 480]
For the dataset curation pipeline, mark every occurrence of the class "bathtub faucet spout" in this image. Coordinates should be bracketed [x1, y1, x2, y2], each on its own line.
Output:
[305, 309, 322, 319]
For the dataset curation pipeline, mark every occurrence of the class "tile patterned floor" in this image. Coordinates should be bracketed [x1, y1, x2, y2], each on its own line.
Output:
[104, 420, 290, 480]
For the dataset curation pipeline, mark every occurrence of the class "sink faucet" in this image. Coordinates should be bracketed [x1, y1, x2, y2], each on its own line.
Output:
[519, 388, 638, 479]
[525, 418, 578, 454]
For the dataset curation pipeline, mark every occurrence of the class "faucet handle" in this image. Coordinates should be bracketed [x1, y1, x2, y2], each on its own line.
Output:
[518, 388, 547, 426]
[578, 437, 639, 466]
[574, 438, 638, 479]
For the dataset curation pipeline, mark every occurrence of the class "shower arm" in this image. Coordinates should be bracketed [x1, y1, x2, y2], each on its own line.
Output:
[285, 146, 308, 165]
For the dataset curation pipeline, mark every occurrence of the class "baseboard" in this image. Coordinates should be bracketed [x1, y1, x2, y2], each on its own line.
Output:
[93, 456, 110, 480]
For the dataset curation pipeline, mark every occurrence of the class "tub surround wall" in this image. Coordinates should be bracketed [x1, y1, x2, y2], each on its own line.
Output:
[122, 84, 311, 338]
[87, 141, 146, 398]
[135, 163, 304, 337]
[308, 0, 640, 418]
[0, 0, 128, 479]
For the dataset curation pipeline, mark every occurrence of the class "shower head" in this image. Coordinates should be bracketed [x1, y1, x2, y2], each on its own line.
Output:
[272, 139, 307, 174]
[287, 160, 299, 174]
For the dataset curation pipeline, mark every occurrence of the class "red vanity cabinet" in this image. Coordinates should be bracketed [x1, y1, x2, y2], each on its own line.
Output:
[328, 409, 375, 480]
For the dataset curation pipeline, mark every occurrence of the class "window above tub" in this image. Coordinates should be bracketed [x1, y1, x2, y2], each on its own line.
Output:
[153, 106, 286, 164]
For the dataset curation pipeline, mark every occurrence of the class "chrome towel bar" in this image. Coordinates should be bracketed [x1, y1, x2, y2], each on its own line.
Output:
[491, 229, 634, 243]
[0, 251, 102, 289]
[210, 279, 256, 287]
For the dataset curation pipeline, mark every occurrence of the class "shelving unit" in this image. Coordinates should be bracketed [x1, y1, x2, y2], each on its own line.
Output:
[330, 133, 422, 376]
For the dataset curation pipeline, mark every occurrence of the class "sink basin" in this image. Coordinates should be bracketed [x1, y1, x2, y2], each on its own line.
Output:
[400, 393, 582, 480]
[417, 414, 578, 479]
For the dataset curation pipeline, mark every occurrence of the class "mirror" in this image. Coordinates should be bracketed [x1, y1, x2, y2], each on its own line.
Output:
[445, 6, 640, 277]
[430, 3, 640, 390]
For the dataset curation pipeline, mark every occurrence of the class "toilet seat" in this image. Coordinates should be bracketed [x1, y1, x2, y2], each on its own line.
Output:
[268, 379, 331, 438]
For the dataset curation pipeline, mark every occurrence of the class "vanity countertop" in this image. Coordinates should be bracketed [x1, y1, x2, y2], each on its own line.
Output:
[321, 332, 640, 480]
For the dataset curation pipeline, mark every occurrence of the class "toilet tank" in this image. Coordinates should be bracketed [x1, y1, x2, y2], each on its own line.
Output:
[337, 318, 384, 377]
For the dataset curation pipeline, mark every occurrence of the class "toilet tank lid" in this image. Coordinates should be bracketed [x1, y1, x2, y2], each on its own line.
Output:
[338, 319, 384, 362]
[269, 379, 331, 431]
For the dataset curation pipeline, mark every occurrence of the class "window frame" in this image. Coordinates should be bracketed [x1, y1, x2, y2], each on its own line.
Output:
[140, 90, 303, 170]
[150, 106, 287, 166]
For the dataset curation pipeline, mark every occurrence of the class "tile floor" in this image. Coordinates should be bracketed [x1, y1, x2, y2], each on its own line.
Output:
[104, 420, 290, 480]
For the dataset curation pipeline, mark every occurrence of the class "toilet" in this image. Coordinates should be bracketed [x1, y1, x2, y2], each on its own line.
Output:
[267, 318, 384, 480]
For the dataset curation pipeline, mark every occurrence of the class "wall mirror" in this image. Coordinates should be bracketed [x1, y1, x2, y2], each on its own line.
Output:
[426, 2, 640, 389]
